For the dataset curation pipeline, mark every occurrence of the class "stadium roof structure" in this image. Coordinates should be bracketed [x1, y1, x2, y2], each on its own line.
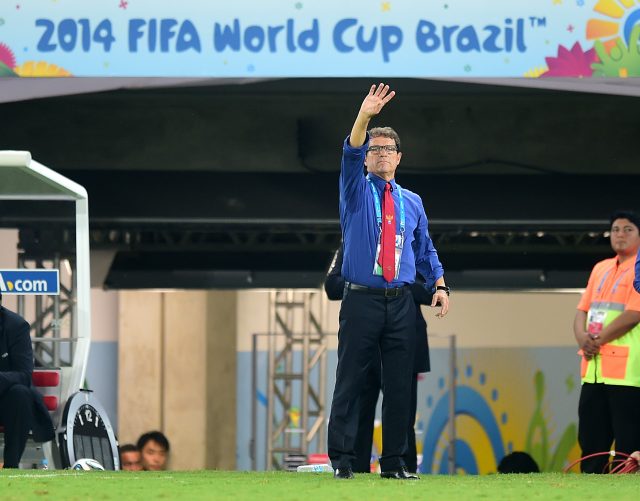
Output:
[2, 76, 640, 105]
[0, 150, 91, 395]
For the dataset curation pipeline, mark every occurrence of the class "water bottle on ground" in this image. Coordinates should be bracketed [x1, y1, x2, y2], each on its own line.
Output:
[40, 458, 49, 470]
[296, 463, 334, 473]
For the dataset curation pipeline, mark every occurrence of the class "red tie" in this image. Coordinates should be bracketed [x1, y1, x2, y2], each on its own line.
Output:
[380, 182, 396, 282]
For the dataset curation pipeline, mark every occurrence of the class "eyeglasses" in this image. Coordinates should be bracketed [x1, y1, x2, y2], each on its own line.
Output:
[367, 145, 398, 154]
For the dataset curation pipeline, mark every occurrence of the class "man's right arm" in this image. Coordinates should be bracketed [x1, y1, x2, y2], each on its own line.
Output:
[575, 266, 599, 358]
[0, 319, 33, 395]
[340, 84, 397, 210]
[574, 309, 599, 358]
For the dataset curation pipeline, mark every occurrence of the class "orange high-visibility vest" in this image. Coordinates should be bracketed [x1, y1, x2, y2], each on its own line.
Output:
[577, 257, 640, 387]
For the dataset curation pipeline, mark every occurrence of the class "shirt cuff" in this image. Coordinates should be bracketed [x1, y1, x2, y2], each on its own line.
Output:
[343, 133, 369, 153]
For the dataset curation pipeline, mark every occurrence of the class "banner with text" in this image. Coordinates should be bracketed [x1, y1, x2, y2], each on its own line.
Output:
[0, 269, 60, 295]
[0, 0, 638, 78]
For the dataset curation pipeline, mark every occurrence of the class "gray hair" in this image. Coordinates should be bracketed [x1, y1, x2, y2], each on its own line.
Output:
[368, 126, 401, 152]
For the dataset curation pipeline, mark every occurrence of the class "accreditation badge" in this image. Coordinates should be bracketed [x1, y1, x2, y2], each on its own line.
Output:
[373, 233, 404, 279]
[587, 309, 606, 335]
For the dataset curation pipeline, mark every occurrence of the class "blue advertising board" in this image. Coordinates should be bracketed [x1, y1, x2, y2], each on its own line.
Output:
[0, 269, 60, 295]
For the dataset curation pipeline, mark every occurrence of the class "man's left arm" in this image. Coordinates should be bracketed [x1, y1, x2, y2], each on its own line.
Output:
[0, 320, 33, 395]
[413, 203, 449, 317]
[595, 310, 640, 345]
[596, 285, 640, 345]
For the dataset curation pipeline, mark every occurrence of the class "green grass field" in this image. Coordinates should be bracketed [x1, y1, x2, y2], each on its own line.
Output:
[1, 471, 640, 501]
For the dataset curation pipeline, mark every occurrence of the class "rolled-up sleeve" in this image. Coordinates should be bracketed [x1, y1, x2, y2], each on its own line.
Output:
[339, 135, 368, 213]
[413, 203, 444, 291]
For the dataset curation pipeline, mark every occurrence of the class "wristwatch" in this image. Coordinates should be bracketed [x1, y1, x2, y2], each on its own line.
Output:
[436, 285, 450, 296]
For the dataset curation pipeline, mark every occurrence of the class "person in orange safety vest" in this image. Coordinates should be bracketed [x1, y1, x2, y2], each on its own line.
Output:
[574, 210, 640, 473]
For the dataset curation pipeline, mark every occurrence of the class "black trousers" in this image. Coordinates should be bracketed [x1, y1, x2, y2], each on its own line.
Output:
[328, 289, 415, 472]
[0, 385, 34, 468]
[352, 362, 420, 473]
[578, 383, 640, 473]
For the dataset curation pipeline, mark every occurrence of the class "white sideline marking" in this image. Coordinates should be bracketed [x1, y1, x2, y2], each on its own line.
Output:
[4, 473, 175, 479]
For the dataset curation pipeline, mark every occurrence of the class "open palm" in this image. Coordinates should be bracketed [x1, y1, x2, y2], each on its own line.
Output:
[360, 83, 396, 118]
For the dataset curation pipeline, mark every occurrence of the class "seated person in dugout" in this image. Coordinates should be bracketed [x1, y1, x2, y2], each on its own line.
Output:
[119, 443, 143, 471]
[137, 430, 170, 471]
[0, 291, 54, 468]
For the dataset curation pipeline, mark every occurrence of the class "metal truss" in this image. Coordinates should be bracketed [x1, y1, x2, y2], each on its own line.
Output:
[17, 253, 77, 369]
[83, 224, 611, 253]
[87, 223, 342, 253]
[265, 290, 329, 470]
[432, 227, 611, 254]
[14, 222, 612, 256]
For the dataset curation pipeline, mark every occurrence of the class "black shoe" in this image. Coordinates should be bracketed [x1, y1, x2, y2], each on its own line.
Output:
[380, 466, 419, 480]
[334, 467, 355, 479]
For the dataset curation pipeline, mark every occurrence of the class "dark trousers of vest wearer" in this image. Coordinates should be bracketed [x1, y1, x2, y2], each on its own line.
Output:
[328, 289, 416, 472]
[352, 365, 421, 473]
[0, 385, 34, 468]
[578, 382, 640, 473]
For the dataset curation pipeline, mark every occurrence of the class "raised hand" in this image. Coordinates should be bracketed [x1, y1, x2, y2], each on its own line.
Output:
[349, 83, 396, 148]
[359, 83, 396, 119]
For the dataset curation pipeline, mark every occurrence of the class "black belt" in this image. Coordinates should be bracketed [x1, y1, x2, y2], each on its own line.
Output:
[345, 282, 408, 297]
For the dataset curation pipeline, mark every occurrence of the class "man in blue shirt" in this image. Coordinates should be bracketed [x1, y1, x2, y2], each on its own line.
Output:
[328, 84, 449, 480]
[635, 249, 640, 294]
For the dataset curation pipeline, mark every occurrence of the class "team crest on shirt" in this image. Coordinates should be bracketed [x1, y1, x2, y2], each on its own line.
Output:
[386, 214, 394, 224]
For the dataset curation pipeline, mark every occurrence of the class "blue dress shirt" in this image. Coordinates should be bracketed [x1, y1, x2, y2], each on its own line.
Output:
[339, 134, 444, 289]
[635, 248, 640, 294]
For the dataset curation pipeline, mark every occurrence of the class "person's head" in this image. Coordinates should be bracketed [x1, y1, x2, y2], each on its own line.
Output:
[137, 431, 170, 471]
[118, 443, 143, 471]
[497, 451, 540, 473]
[609, 209, 640, 259]
[365, 127, 403, 181]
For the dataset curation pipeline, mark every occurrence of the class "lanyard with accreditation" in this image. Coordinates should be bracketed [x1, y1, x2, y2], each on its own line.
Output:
[366, 174, 405, 279]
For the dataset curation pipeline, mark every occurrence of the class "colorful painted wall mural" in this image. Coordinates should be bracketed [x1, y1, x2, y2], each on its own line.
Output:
[0, 1, 639, 78]
[417, 348, 580, 474]
[237, 346, 581, 473]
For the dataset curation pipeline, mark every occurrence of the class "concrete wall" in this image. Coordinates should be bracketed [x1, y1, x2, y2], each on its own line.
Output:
[419, 290, 581, 348]
[0, 229, 18, 312]
[86, 288, 119, 429]
[234, 289, 582, 351]
[118, 290, 237, 470]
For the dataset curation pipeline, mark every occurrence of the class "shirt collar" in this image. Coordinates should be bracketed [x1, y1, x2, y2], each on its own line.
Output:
[615, 256, 635, 270]
[366, 173, 398, 191]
